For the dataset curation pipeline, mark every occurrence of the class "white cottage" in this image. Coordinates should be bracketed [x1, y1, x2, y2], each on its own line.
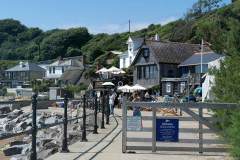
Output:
[119, 36, 144, 69]
[44, 56, 84, 82]
[202, 56, 224, 102]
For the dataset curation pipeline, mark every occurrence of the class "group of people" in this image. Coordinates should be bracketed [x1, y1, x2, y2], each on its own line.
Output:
[108, 90, 144, 117]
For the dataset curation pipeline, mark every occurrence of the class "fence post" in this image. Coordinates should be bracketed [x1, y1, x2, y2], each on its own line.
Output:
[106, 92, 110, 125]
[31, 93, 37, 160]
[199, 107, 203, 154]
[122, 96, 127, 153]
[61, 94, 69, 152]
[81, 94, 88, 141]
[152, 106, 157, 152]
[101, 91, 105, 129]
[93, 91, 98, 134]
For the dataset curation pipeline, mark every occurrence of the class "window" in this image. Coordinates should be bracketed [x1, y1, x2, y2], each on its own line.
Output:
[137, 65, 158, 80]
[137, 66, 142, 80]
[49, 67, 52, 74]
[129, 56, 132, 64]
[53, 67, 55, 74]
[62, 66, 64, 73]
[166, 83, 171, 93]
[123, 58, 126, 68]
[180, 82, 185, 93]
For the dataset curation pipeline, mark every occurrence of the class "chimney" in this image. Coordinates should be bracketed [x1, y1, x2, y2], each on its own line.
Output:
[19, 61, 23, 68]
[155, 33, 160, 41]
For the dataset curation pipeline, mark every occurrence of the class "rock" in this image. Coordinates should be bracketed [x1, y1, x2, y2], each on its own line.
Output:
[10, 155, 28, 160]
[41, 139, 53, 146]
[0, 106, 11, 114]
[13, 121, 28, 133]
[68, 131, 81, 142]
[12, 109, 23, 116]
[21, 144, 31, 155]
[3, 146, 24, 156]
[43, 142, 59, 150]
[10, 141, 28, 146]
[44, 116, 58, 125]
[0, 114, 7, 118]
[0, 117, 9, 126]
[3, 122, 15, 132]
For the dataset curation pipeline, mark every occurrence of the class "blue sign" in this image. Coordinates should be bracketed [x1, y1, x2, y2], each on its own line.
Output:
[156, 118, 179, 142]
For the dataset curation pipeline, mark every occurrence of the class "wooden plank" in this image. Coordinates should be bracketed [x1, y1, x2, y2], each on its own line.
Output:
[127, 138, 226, 144]
[181, 108, 220, 133]
[127, 127, 213, 133]
[126, 146, 228, 152]
[126, 102, 239, 109]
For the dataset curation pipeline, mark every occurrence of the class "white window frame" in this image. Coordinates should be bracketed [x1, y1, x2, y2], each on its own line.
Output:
[166, 82, 171, 93]
[180, 82, 185, 93]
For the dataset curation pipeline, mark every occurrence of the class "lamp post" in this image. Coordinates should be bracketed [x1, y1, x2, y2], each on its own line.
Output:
[81, 94, 88, 141]
[102, 82, 115, 125]
[31, 93, 37, 160]
[93, 91, 98, 134]
[61, 93, 69, 152]
[101, 91, 105, 129]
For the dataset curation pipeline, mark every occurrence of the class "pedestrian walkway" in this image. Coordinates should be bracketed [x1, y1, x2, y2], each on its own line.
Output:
[47, 109, 231, 160]
[46, 116, 119, 160]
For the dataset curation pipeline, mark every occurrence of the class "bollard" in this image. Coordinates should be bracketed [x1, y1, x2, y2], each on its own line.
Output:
[81, 94, 88, 141]
[93, 92, 98, 134]
[61, 94, 69, 152]
[101, 91, 105, 129]
[106, 92, 110, 125]
[31, 93, 37, 160]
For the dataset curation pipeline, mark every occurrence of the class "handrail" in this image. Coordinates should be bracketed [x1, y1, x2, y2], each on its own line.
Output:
[0, 113, 94, 140]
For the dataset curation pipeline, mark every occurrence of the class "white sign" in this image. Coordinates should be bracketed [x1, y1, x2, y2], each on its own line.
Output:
[127, 116, 142, 131]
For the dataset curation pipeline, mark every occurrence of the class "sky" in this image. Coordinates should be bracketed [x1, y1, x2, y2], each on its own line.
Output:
[0, 0, 231, 34]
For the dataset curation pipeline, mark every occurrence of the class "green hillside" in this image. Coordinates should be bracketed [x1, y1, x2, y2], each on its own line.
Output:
[0, 1, 238, 64]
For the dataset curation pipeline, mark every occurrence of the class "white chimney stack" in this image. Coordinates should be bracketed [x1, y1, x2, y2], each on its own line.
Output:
[155, 33, 160, 41]
[19, 61, 23, 68]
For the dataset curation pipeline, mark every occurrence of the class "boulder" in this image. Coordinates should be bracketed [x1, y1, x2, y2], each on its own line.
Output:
[10, 141, 28, 146]
[0, 106, 11, 114]
[3, 146, 24, 156]
[43, 142, 59, 150]
[3, 122, 15, 132]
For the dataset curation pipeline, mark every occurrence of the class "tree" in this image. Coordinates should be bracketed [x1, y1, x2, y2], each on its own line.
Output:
[186, 0, 223, 19]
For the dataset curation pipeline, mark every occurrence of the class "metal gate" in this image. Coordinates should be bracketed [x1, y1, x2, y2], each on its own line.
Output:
[122, 97, 238, 153]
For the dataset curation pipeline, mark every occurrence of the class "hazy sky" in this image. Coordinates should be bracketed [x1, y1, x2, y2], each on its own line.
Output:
[0, 0, 231, 34]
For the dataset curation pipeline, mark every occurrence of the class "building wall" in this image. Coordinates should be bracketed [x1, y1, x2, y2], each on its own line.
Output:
[29, 71, 45, 80]
[46, 66, 70, 78]
[133, 48, 160, 88]
[160, 63, 180, 78]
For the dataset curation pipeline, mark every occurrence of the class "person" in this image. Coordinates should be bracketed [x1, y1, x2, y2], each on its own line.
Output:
[109, 92, 116, 115]
[132, 92, 141, 117]
[144, 91, 150, 101]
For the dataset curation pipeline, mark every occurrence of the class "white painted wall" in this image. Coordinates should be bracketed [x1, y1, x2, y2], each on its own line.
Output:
[45, 66, 69, 79]
[202, 57, 224, 102]
[119, 37, 139, 69]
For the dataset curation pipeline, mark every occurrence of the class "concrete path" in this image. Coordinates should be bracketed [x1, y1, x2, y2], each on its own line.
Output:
[47, 109, 232, 160]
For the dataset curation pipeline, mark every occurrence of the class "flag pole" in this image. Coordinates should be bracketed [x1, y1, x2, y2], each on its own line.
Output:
[200, 39, 203, 73]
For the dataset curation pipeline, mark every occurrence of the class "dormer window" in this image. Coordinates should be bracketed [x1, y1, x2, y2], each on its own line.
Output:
[143, 48, 150, 58]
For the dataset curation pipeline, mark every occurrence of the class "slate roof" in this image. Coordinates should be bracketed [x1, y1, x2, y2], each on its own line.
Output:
[60, 68, 84, 85]
[48, 56, 84, 68]
[6, 62, 45, 72]
[146, 40, 212, 64]
[179, 52, 223, 67]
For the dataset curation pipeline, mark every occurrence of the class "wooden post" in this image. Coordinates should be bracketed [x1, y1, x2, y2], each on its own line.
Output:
[199, 107, 203, 154]
[122, 96, 127, 153]
[152, 106, 157, 152]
